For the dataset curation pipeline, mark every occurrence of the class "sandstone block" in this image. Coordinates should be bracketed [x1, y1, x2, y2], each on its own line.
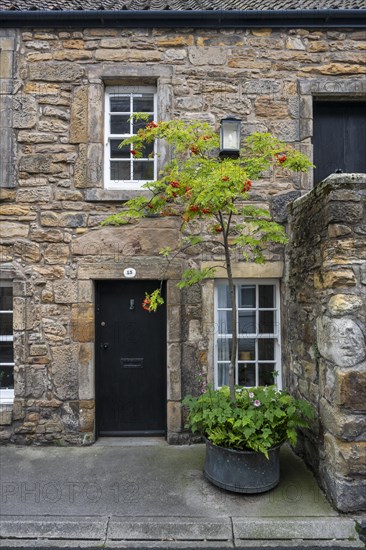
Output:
[167, 401, 182, 433]
[176, 96, 203, 110]
[44, 319, 67, 342]
[328, 294, 363, 315]
[16, 188, 52, 203]
[188, 47, 227, 66]
[38, 119, 69, 133]
[300, 63, 366, 75]
[95, 49, 161, 62]
[25, 366, 47, 399]
[79, 401, 95, 432]
[72, 224, 179, 258]
[14, 241, 41, 263]
[70, 86, 88, 144]
[29, 61, 84, 82]
[321, 269, 356, 289]
[29, 344, 48, 357]
[71, 303, 94, 343]
[53, 50, 92, 61]
[251, 28, 272, 36]
[0, 205, 30, 216]
[40, 211, 88, 228]
[62, 39, 85, 49]
[79, 343, 94, 400]
[43, 106, 70, 121]
[24, 82, 59, 96]
[157, 35, 194, 46]
[1, 221, 29, 238]
[317, 316, 366, 367]
[31, 228, 64, 242]
[13, 96, 37, 129]
[324, 432, 366, 476]
[33, 265, 65, 279]
[255, 98, 289, 118]
[26, 52, 52, 62]
[50, 344, 79, 400]
[286, 37, 306, 50]
[18, 131, 57, 143]
[328, 224, 352, 238]
[44, 243, 70, 265]
[337, 368, 366, 411]
[320, 397, 366, 440]
[0, 407, 13, 425]
[53, 280, 78, 304]
[19, 154, 67, 175]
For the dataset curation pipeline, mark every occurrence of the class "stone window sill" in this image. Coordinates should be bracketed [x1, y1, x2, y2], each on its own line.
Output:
[85, 189, 151, 202]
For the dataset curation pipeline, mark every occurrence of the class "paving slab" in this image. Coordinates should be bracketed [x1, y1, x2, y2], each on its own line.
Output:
[232, 517, 360, 541]
[0, 516, 107, 541]
[108, 516, 232, 541]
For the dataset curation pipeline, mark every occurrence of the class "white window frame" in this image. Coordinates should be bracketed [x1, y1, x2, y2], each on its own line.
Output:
[0, 281, 14, 404]
[214, 279, 282, 390]
[104, 85, 157, 190]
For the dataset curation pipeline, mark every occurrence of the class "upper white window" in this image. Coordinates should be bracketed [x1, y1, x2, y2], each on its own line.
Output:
[104, 86, 157, 190]
[0, 281, 14, 404]
[215, 280, 281, 390]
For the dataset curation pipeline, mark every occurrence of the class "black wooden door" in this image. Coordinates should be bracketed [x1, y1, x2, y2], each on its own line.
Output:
[313, 101, 366, 185]
[96, 280, 166, 436]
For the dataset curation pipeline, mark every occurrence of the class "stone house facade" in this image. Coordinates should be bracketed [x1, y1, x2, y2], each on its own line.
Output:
[0, 0, 365, 512]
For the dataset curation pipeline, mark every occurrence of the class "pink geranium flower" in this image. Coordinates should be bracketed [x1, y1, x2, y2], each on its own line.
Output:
[253, 400, 261, 407]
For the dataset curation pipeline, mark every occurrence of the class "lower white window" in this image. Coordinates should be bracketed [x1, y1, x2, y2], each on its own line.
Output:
[215, 280, 281, 389]
[0, 281, 14, 404]
[104, 85, 157, 190]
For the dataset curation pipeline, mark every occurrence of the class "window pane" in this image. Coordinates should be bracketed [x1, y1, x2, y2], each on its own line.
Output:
[218, 338, 232, 361]
[218, 311, 232, 335]
[0, 342, 14, 363]
[110, 96, 130, 112]
[238, 338, 255, 360]
[218, 363, 229, 387]
[0, 313, 12, 336]
[238, 363, 255, 387]
[217, 284, 231, 308]
[141, 141, 154, 158]
[258, 338, 274, 360]
[132, 116, 153, 135]
[133, 161, 154, 180]
[240, 285, 255, 308]
[110, 114, 130, 134]
[0, 286, 12, 310]
[259, 285, 274, 308]
[133, 94, 154, 112]
[259, 311, 274, 333]
[258, 363, 276, 386]
[110, 161, 130, 181]
[110, 140, 130, 159]
[239, 311, 255, 334]
[0, 365, 14, 389]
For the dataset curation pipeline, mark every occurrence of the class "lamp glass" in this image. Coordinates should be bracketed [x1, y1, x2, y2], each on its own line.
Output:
[221, 119, 241, 152]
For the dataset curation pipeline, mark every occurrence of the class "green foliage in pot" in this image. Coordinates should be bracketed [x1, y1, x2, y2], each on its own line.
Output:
[183, 385, 315, 458]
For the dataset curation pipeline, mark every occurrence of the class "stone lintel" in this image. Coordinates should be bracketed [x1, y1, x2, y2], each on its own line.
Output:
[201, 261, 284, 279]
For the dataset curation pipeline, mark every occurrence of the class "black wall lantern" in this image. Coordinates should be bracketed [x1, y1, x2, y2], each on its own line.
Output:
[220, 117, 241, 158]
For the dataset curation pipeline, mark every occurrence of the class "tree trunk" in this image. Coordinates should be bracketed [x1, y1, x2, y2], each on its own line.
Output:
[223, 228, 237, 403]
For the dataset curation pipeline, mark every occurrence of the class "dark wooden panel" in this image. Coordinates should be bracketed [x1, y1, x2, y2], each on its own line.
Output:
[313, 101, 366, 185]
[96, 280, 166, 436]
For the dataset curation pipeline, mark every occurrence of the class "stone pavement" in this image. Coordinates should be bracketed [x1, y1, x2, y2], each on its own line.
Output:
[0, 439, 364, 548]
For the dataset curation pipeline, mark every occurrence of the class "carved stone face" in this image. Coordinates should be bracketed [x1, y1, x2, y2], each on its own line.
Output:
[317, 316, 366, 367]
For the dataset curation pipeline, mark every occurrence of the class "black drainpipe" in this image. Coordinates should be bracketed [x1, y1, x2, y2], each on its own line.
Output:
[0, 9, 365, 29]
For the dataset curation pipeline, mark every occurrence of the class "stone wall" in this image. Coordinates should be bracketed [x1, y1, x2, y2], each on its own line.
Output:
[285, 173, 366, 512]
[0, 25, 365, 451]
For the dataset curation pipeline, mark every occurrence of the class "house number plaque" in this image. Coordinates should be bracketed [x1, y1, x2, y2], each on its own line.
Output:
[123, 267, 136, 278]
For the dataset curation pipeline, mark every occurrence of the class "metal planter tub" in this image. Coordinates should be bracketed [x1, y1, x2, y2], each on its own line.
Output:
[204, 439, 281, 494]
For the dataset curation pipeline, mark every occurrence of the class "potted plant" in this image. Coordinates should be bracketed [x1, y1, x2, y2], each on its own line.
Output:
[183, 384, 314, 493]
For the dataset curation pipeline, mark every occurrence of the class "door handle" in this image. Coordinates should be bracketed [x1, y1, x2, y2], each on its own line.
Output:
[101, 343, 109, 350]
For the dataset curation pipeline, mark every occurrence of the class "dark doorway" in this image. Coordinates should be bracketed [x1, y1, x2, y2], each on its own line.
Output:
[313, 101, 366, 185]
[95, 280, 166, 436]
